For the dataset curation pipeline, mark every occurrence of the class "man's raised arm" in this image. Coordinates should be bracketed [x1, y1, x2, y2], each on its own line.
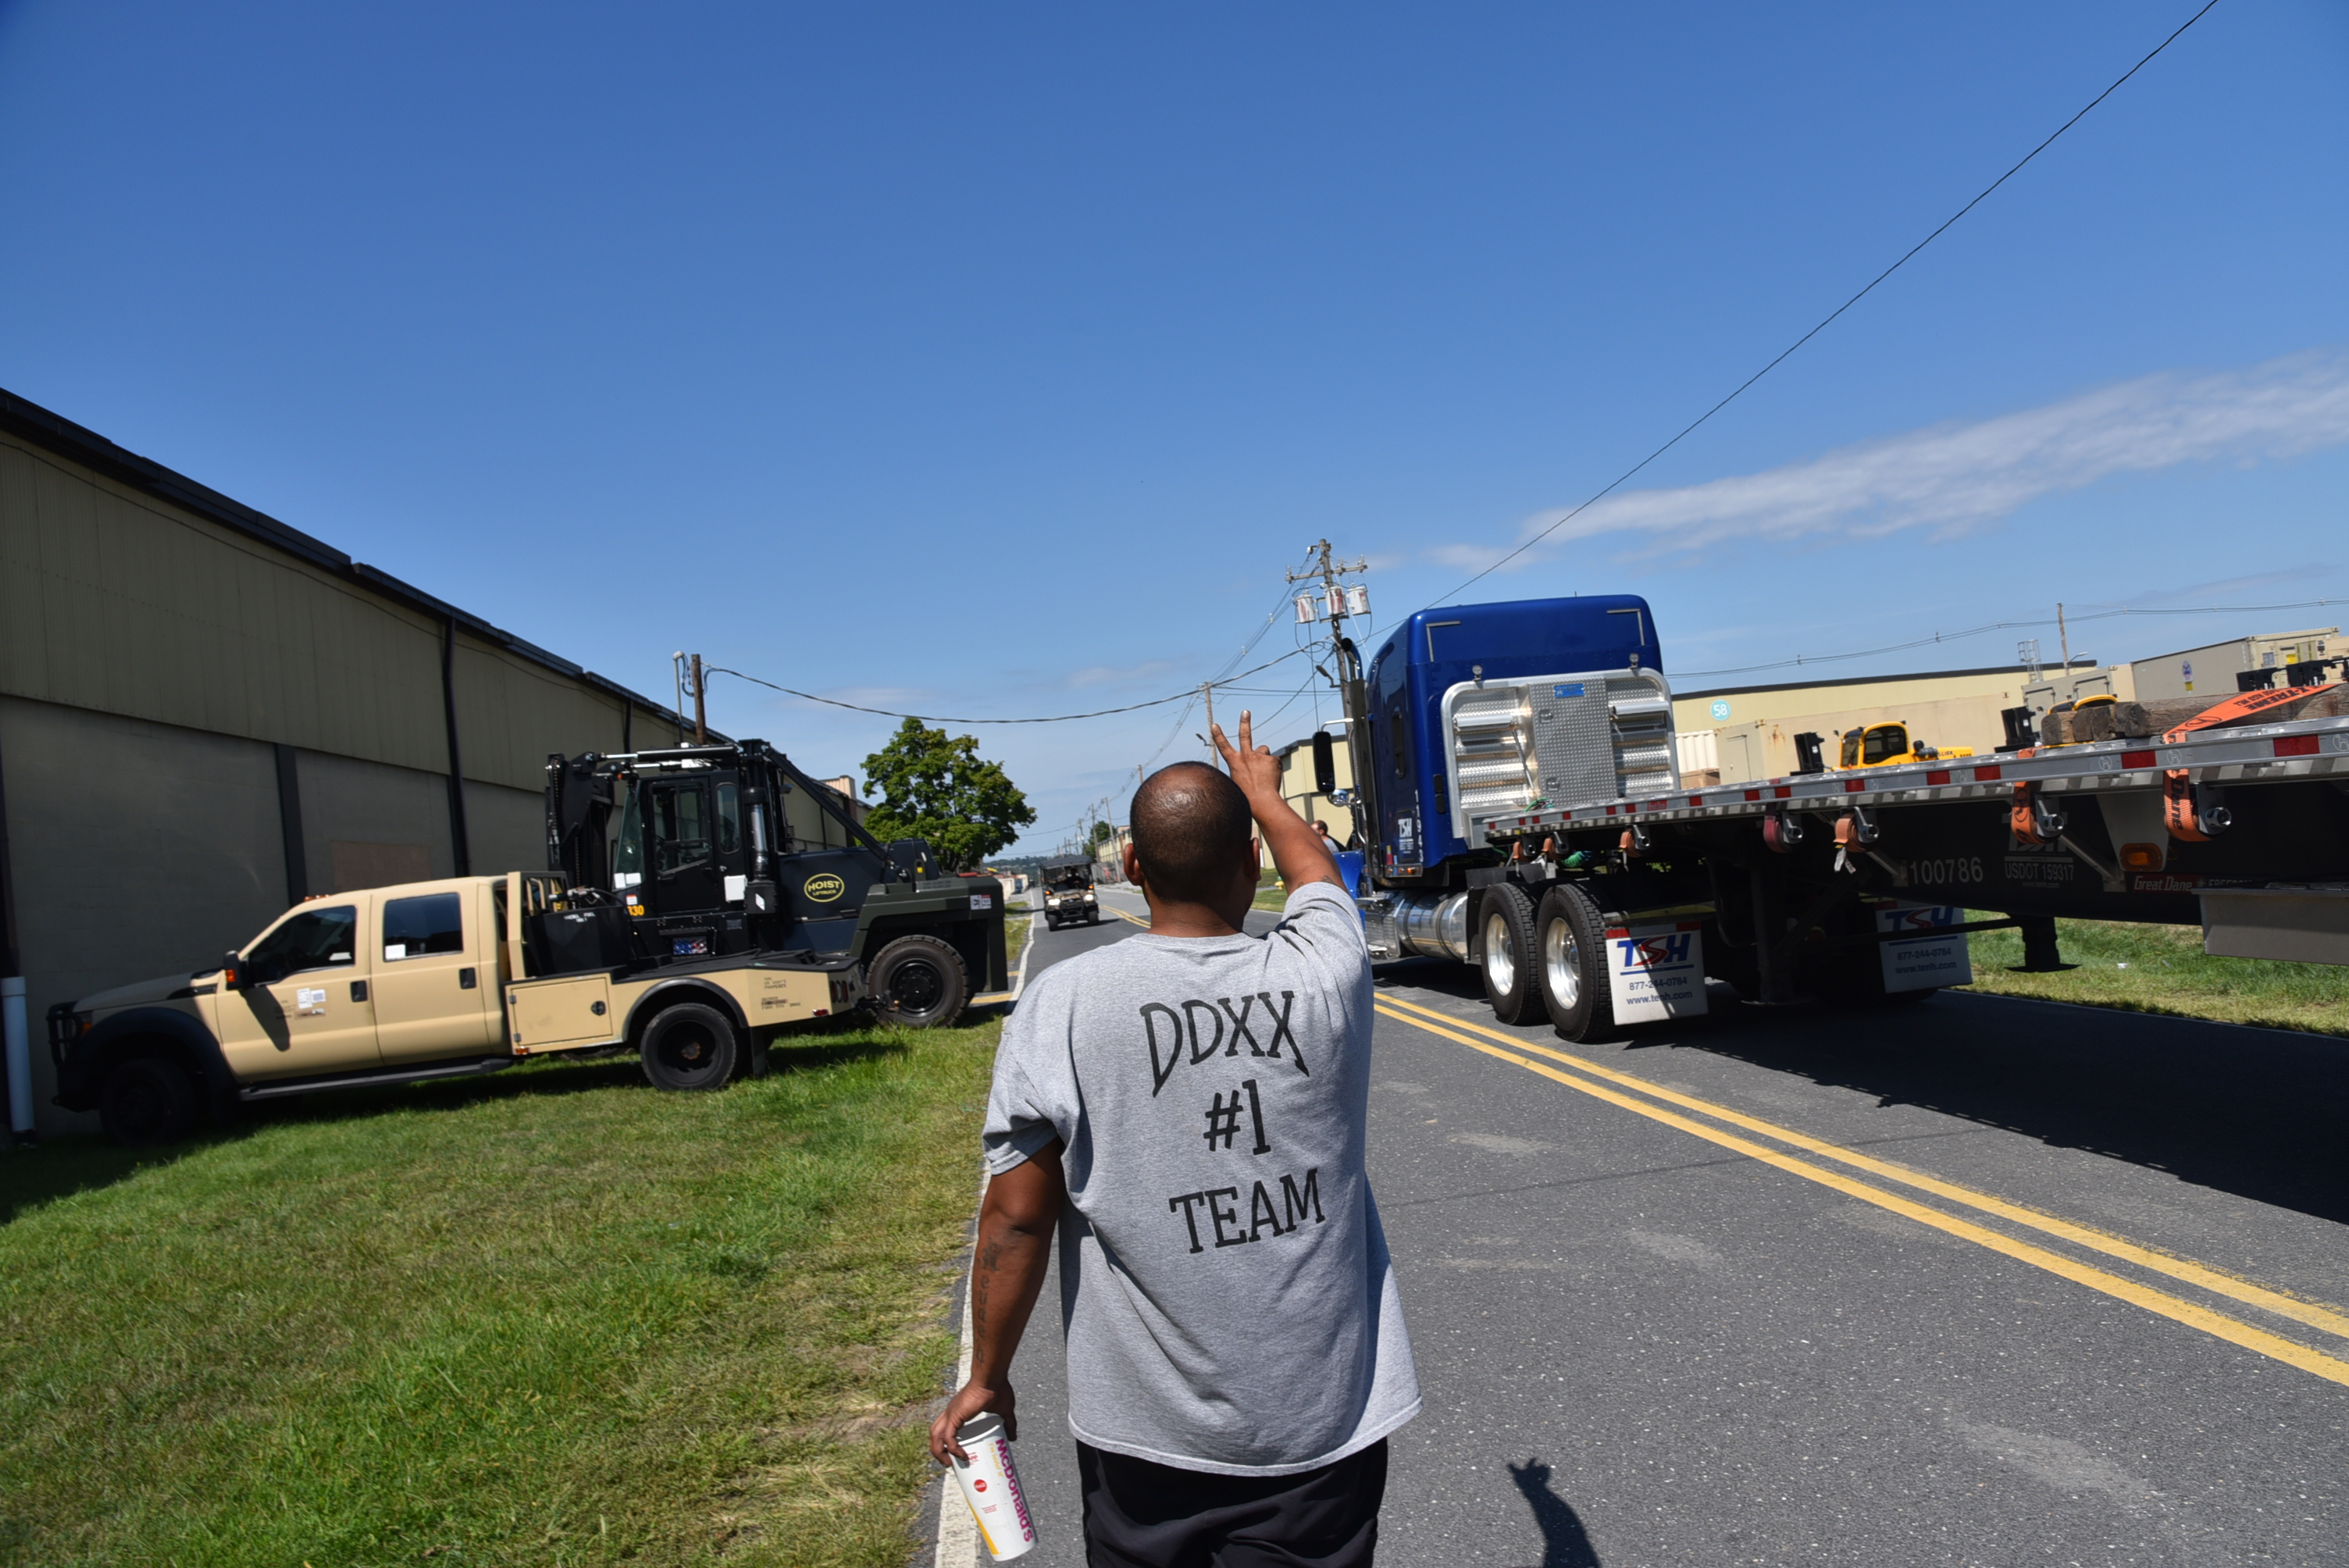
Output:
[1213, 711, 1345, 894]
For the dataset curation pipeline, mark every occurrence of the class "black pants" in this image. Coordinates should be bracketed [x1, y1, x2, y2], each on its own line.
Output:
[1076, 1439, 1388, 1568]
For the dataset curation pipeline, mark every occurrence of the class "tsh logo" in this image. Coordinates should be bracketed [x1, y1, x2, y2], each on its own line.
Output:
[1615, 932, 1692, 972]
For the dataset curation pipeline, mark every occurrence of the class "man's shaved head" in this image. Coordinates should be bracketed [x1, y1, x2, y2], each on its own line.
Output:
[1130, 762, 1253, 904]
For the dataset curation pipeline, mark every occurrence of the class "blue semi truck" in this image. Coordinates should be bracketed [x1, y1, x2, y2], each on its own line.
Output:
[1311, 590, 2349, 1042]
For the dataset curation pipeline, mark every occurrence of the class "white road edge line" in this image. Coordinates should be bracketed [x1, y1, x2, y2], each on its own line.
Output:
[971, 900, 1039, 1008]
[936, 1167, 990, 1568]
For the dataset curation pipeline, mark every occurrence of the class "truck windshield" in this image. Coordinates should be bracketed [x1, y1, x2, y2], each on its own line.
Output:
[614, 783, 644, 886]
[1863, 727, 1908, 764]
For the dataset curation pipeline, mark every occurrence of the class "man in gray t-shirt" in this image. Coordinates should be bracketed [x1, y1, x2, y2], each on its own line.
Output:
[932, 715, 1417, 1566]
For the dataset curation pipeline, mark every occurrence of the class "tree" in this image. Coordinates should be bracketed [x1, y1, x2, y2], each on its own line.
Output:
[861, 718, 1038, 871]
[1089, 820, 1115, 849]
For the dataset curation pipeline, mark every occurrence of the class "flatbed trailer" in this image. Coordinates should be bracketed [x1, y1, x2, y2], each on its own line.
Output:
[1317, 593, 2349, 1040]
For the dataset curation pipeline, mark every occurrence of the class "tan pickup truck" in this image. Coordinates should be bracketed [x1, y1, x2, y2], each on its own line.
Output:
[49, 871, 859, 1143]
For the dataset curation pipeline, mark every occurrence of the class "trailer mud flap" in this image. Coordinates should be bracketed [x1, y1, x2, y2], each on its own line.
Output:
[1876, 903, 1973, 992]
[1605, 920, 1709, 1023]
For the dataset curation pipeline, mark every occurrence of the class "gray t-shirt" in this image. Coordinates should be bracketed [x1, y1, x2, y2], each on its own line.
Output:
[983, 880, 1420, 1476]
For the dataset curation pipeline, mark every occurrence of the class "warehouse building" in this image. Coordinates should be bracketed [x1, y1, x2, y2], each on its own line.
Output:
[0, 389, 701, 1139]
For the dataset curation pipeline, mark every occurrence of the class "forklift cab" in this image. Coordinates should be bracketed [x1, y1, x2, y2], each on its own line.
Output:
[565, 743, 904, 962]
[1839, 722, 1974, 769]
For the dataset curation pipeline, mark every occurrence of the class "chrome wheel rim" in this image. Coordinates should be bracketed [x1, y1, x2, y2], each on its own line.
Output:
[1484, 911, 1517, 994]
[1543, 916, 1581, 1010]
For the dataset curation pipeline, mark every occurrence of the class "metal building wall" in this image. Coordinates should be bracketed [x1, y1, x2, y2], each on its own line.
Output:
[0, 401, 683, 1137]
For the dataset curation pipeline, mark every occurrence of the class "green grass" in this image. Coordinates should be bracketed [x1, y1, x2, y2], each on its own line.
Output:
[1959, 915, 2349, 1036]
[0, 1018, 1001, 1566]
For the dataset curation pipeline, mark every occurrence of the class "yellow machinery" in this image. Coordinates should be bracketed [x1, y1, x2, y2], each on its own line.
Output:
[1837, 722, 1977, 768]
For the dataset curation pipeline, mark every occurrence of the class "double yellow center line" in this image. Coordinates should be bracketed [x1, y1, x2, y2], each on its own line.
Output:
[1371, 990, 2349, 1389]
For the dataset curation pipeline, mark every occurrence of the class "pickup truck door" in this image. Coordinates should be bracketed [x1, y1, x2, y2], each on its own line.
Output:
[373, 884, 502, 1064]
[216, 897, 381, 1081]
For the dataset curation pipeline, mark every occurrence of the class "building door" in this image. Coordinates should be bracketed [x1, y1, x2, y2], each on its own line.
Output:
[647, 779, 723, 916]
[373, 886, 501, 1064]
[216, 898, 380, 1081]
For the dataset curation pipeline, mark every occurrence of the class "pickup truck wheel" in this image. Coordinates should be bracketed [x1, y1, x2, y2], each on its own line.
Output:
[640, 1002, 740, 1092]
[100, 1054, 198, 1146]
[1536, 883, 1616, 1042]
[868, 934, 968, 1029]
[1478, 884, 1540, 1025]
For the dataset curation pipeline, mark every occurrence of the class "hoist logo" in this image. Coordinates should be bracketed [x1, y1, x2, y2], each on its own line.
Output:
[803, 873, 846, 903]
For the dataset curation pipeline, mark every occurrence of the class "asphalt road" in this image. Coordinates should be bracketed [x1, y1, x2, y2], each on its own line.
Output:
[928, 881, 2347, 1566]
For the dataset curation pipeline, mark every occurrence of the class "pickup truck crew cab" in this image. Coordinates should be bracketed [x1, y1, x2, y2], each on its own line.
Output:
[50, 739, 1005, 1143]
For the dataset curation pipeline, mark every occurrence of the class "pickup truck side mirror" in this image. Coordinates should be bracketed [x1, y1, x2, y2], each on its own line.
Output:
[221, 951, 245, 990]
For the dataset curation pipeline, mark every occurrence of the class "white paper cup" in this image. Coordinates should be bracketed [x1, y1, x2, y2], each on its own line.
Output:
[949, 1412, 1038, 1561]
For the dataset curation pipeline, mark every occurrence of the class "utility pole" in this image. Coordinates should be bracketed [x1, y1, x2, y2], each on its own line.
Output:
[2056, 604, 2070, 672]
[1284, 539, 1376, 847]
[690, 654, 708, 743]
[1202, 682, 1217, 765]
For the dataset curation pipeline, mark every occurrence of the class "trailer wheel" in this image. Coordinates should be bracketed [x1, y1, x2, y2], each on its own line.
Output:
[868, 934, 969, 1029]
[640, 1001, 740, 1092]
[1535, 883, 1616, 1042]
[1478, 884, 1540, 1025]
[99, 1053, 198, 1146]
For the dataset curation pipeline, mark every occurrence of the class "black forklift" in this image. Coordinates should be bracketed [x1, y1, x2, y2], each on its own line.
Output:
[545, 741, 1006, 1027]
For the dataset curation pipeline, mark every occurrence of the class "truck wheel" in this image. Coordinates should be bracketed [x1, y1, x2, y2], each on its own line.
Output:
[1535, 883, 1616, 1042]
[640, 1001, 740, 1092]
[868, 934, 969, 1029]
[100, 1054, 198, 1146]
[1478, 884, 1540, 1025]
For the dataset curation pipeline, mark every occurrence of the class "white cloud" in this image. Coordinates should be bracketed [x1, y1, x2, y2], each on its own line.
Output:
[1493, 350, 2349, 561]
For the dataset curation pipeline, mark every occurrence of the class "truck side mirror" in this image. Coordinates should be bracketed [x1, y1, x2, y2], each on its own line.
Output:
[1312, 731, 1337, 796]
[221, 952, 244, 990]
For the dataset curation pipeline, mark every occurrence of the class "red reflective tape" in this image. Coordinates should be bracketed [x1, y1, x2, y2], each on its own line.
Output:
[1603, 928, 1629, 939]
[1926, 770, 1950, 786]
[2122, 750, 2155, 769]
[1687, 796, 1703, 807]
[1772, 786, 1792, 799]
[1843, 779, 1864, 793]
[1742, 789, 1761, 801]
[1648, 800, 1668, 811]
[1973, 764, 2001, 782]
[2275, 734, 2319, 757]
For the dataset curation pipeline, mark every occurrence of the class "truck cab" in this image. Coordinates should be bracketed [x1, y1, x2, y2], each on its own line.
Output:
[1039, 855, 1098, 928]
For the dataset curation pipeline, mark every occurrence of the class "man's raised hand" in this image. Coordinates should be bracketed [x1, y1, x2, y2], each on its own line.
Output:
[1211, 711, 1281, 803]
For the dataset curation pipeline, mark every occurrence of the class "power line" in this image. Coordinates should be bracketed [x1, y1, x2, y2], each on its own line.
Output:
[1428, 0, 2224, 610]
[1674, 597, 2338, 680]
[705, 647, 1309, 726]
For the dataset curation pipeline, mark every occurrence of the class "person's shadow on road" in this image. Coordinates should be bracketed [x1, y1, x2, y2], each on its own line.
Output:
[1506, 1457, 1601, 1567]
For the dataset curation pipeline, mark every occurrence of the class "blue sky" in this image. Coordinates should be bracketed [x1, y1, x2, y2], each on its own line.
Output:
[2, 2, 2344, 852]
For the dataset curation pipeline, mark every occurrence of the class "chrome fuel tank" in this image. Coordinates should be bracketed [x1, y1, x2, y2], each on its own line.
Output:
[1394, 891, 1471, 963]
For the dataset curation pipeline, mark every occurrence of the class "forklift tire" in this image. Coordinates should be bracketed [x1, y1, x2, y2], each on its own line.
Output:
[1535, 882, 1616, 1042]
[99, 1053, 198, 1146]
[868, 934, 969, 1029]
[1478, 883, 1541, 1025]
[640, 1001, 740, 1092]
